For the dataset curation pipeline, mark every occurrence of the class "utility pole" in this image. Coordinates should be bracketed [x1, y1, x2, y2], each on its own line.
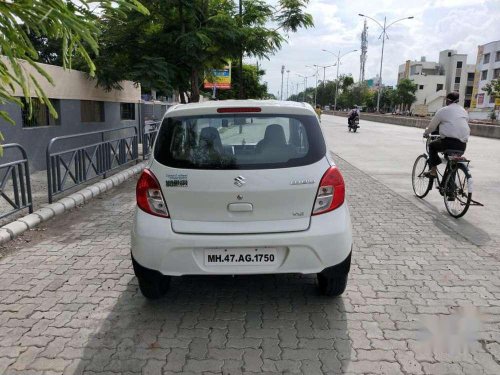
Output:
[359, 19, 368, 84]
[323, 49, 357, 111]
[314, 66, 319, 106]
[280, 65, 285, 100]
[359, 13, 414, 112]
[238, 0, 243, 99]
[314, 64, 335, 106]
[286, 70, 290, 100]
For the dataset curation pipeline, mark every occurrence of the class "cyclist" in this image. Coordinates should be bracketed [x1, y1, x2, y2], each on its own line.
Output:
[315, 105, 322, 121]
[423, 92, 470, 178]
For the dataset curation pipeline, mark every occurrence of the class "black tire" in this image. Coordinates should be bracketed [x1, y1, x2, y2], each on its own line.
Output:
[443, 163, 472, 218]
[137, 275, 171, 299]
[412, 154, 433, 198]
[348, 127, 351, 132]
[132, 257, 171, 299]
[317, 273, 348, 297]
[353, 127, 357, 133]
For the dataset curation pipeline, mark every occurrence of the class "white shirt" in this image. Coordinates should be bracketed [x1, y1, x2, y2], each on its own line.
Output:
[424, 103, 470, 143]
[348, 108, 359, 117]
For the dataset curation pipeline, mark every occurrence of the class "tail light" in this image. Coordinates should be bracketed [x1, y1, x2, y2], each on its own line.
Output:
[312, 167, 345, 215]
[136, 169, 169, 218]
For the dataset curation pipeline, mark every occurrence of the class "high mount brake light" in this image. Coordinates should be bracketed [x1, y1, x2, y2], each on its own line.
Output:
[216, 107, 262, 113]
[312, 167, 345, 215]
[136, 169, 169, 218]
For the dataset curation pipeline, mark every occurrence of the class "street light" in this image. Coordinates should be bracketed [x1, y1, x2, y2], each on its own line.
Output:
[286, 70, 290, 100]
[359, 13, 414, 112]
[306, 65, 319, 106]
[314, 64, 336, 106]
[280, 65, 285, 100]
[322, 48, 357, 111]
[296, 73, 315, 103]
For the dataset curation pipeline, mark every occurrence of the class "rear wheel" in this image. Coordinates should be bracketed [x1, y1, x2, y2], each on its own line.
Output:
[317, 273, 348, 297]
[137, 275, 171, 299]
[412, 154, 433, 198]
[132, 257, 171, 299]
[443, 164, 472, 218]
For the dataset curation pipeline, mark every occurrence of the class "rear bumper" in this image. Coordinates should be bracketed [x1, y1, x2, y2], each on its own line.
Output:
[131, 203, 352, 276]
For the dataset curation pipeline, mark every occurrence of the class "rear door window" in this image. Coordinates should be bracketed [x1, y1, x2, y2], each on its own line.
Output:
[154, 115, 326, 169]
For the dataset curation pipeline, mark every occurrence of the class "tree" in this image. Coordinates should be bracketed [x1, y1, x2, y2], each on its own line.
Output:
[395, 78, 417, 111]
[483, 78, 500, 100]
[0, 0, 148, 128]
[94, 0, 313, 103]
[204, 64, 268, 100]
[378, 88, 398, 112]
[483, 78, 500, 120]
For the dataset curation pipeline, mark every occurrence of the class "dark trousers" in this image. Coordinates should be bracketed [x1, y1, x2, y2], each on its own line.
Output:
[428, 137, 467, 168]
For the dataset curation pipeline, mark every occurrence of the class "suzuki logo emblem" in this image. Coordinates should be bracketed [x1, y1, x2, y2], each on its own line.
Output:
[234, 176, 246, 187]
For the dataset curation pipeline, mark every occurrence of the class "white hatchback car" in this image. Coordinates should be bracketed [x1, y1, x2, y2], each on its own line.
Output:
[131, 100, 352, 298]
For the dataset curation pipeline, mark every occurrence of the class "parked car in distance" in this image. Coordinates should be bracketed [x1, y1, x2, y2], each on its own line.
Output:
[131, 100, 353, 299]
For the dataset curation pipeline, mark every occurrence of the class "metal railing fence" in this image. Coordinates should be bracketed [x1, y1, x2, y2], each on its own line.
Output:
[46, 126, 139, 203]
[0, 144, 33, 219]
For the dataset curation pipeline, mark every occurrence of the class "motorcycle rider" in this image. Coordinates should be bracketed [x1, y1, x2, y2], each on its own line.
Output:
[347, 105, 360, 127]
[423, 92, 470, 178]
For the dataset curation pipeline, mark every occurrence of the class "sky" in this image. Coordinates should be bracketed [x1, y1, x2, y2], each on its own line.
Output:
[255, 0, 500, 99]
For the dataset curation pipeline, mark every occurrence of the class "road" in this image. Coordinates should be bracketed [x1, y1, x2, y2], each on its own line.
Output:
[322, 114, 500, 246]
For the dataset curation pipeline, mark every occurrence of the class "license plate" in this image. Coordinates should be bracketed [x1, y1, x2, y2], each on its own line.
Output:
[204, 248, 277, 266]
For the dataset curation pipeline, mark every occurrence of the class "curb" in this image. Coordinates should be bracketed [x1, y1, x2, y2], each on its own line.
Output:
[0, 162, 146, 246]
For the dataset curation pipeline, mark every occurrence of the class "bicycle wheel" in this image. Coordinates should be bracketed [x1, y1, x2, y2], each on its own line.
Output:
[443, 163, 472, 218]
[412, 154, 433, 198]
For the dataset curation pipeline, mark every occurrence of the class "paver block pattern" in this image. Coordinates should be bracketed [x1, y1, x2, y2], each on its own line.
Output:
[0, 155, 499, 374]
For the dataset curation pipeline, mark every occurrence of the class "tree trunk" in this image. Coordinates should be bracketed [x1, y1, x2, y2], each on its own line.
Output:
[180, 91, 187, 104]
[190, 69, 200, 103]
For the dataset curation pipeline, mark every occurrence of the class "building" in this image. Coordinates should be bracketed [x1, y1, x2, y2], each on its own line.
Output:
[438, 50, 476, 108]
[0, 59, 143, 171]
[471, 40, 500, 112]
[398, 57, 446, 114]
[397, 50, 476, 114]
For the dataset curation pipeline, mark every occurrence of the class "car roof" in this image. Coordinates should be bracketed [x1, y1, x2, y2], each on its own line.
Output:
[165, 100, 316, 117]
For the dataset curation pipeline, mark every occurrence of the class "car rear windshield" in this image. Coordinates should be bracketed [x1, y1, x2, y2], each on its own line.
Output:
[153, 114, 326, 170]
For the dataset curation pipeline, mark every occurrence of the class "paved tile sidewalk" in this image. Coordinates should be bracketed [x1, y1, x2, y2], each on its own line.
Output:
[0, 155, 499, 374]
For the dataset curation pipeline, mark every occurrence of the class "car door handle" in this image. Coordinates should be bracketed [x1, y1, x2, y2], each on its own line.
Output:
[227, 203, 253, 212]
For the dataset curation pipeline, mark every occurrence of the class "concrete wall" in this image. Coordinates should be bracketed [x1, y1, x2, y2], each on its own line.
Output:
[0, 59, 142, 171]
[1, 100, 139, 171]
[2, 57, 141, 103]
[326, 111, 500, 139]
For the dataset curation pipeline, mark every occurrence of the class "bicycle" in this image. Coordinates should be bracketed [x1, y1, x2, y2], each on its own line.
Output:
[411, 134, 482, 218]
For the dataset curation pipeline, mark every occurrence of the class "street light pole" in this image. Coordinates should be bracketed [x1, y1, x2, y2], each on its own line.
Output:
[313, 64, 335, 107]
[306, 65, 319, 106]
[286, 70, 290, 100]
[376, 16, 387, 112]
[359, 13, 414, 112]
[280, 65, 285, 100]
[322, 49, 357, 112]
[335, 52, 340, 111]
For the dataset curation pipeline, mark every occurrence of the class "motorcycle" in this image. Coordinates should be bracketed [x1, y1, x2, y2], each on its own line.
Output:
[348, 115, 360, 132]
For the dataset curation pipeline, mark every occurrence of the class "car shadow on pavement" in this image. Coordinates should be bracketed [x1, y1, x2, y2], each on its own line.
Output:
[73, 273, 351, 374]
